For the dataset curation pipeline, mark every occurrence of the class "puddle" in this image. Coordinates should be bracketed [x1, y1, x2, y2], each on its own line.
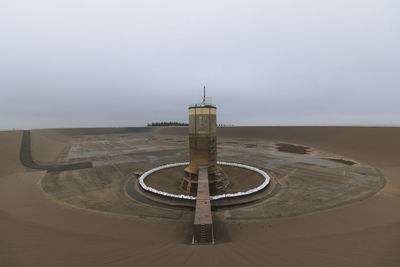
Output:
[67, 150, 109, 160]
[301, 157, 342, 167]
[276, 143, 310, 154]
[146, 155, 159, 163]
[275, 151, 297, 158]
[93, 161, 109, 167]
[94, 140, 111, 145]
[218, 153, 233, 158]
[122, 155, 145, 163]
[244, 144, 257, 148]
[70, 145, 80, 152]
[325, 158, 356, 166]
[134, 145, 160, 151]
[110, 146, 127, 150]
[274, 158, 295, 165]
[265, 162, 276, 169]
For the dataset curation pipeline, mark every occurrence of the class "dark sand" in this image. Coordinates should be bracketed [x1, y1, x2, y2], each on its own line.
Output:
[1, 127, 399, 266]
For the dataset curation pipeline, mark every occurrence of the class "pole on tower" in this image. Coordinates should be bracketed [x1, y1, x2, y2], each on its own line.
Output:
[203, 86, 206, 104]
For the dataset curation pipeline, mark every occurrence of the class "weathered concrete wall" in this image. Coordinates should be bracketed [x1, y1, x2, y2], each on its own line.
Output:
[182, 106, 219, 193]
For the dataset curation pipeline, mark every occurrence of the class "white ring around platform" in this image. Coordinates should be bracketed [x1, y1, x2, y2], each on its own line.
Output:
[138, 161, 270, 200]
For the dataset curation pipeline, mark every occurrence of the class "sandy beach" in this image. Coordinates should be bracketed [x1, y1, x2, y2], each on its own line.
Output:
[0, 126, 399, 266]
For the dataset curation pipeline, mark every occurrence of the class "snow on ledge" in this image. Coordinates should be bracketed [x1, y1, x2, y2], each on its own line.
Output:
[138, 161, 270, 201]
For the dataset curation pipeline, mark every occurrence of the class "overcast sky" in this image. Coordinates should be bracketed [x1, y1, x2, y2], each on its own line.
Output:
[1, 0, 399, 129]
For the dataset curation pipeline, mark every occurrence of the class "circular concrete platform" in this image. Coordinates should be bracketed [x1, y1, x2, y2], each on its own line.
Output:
[40, 132, 386, 220]
[139, 161, 270, 200]
[126, 161, 275, 208]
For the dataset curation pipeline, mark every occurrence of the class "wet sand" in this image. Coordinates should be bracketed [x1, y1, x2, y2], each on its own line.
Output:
[1, 127, 399, 266]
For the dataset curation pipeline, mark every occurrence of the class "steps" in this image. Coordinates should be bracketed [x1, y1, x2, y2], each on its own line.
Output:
[200, 225, 207, 242]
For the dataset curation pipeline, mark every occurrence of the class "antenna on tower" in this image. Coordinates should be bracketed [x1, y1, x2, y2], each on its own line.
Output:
[202, 86, 206, 104]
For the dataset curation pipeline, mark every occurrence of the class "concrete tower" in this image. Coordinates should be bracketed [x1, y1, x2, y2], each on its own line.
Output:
[180, 88, 229, 194]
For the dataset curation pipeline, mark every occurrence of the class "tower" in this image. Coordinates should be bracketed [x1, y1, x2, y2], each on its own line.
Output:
[180, 87, 229, 194]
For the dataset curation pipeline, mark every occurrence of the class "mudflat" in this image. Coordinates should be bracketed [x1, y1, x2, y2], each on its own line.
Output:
[0, 127, 399, 266]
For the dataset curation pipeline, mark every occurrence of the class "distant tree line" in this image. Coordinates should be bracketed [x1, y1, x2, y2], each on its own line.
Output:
[147, 122, 189, 126]
[147, 122, 234, 127]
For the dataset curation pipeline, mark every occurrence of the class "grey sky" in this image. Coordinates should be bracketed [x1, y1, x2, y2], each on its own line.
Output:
[1, 0, 399, 129]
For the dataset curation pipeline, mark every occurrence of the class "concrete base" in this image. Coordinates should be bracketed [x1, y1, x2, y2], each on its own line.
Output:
[181, 165, 230, 194]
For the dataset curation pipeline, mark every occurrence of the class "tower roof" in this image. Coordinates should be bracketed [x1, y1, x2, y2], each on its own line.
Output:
[189, 103, 216, 109]
[189, 86, 216, 108]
